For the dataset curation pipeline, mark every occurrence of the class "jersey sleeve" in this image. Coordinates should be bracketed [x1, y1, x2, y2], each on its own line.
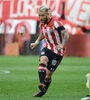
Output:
[54, 19, 63, 29]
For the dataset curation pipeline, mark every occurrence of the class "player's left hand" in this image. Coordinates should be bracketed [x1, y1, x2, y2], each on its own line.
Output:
[55, 44, 63, 50]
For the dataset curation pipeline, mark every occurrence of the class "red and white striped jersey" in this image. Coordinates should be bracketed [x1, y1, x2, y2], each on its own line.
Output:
[41, 17, 64, 56]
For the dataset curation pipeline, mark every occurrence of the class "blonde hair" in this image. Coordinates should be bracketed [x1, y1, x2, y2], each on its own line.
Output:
[39, 6, 49, 12]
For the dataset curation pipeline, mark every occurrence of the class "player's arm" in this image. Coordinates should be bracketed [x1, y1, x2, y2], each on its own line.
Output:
[61, 29, 69, 46]
[30, 32, 45, 49]
[55, 26, 69, 50]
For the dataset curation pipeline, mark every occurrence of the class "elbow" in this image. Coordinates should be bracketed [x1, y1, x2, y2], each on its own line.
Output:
[65, 32, 69, 40]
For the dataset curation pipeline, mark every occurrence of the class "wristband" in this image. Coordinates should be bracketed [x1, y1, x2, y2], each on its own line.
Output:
[35, 40, 39, 45]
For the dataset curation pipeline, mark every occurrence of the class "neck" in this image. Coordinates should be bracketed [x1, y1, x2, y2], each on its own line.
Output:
[45, 17, 52, 24]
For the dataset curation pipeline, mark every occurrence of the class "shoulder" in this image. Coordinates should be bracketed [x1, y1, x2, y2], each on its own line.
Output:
[54, 17, 63, 25]
[52, 17, 63, 29]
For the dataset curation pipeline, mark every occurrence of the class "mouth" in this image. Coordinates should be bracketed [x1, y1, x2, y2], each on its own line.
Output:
[41, 19, 47, 23]
[41, 19, 44, 22]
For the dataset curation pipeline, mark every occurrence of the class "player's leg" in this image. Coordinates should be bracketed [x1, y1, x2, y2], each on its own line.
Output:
[38, 56, 49, 84]
[40, 52, 63, 94]
[45, 69, 53, 81]
[42, 69, 53, 93]
[33, 48, 63, 97]
[33, 53, 49, 97]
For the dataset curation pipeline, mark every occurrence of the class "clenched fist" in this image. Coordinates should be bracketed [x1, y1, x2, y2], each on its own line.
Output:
[30, 43, 37, 49]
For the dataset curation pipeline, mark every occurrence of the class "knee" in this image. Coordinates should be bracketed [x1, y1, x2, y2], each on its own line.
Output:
[40, 56, 49, 65]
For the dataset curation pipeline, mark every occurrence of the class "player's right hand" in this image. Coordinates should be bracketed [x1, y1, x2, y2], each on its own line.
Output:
[55, 44, 63, 50]
[30, 43, 37, 49]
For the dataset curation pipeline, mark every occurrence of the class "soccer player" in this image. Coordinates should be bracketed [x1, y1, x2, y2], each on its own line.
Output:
[30, 6, 69, 97]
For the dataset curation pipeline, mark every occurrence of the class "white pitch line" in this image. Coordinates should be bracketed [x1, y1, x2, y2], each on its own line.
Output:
[0, 70, 11, 74]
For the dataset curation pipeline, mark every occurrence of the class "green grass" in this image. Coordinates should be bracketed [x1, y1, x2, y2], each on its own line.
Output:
[0, 56, 90, 100]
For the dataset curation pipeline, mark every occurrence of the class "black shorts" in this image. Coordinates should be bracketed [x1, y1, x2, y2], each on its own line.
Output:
[40, 47, 63, 72]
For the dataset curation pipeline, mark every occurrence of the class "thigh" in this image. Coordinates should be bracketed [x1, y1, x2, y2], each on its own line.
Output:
[40, 47, 50, 64]
[40, 47, 51, 59]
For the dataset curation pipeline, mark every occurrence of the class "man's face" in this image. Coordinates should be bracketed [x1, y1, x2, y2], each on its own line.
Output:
[39, 10, 48, 24]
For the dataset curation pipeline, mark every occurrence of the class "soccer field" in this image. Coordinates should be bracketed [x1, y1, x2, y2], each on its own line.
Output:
[0, 56, 90, 100]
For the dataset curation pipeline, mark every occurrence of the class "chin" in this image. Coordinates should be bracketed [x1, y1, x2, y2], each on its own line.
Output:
[41, 20, 47, 24]
[41, 21, 45, 24]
